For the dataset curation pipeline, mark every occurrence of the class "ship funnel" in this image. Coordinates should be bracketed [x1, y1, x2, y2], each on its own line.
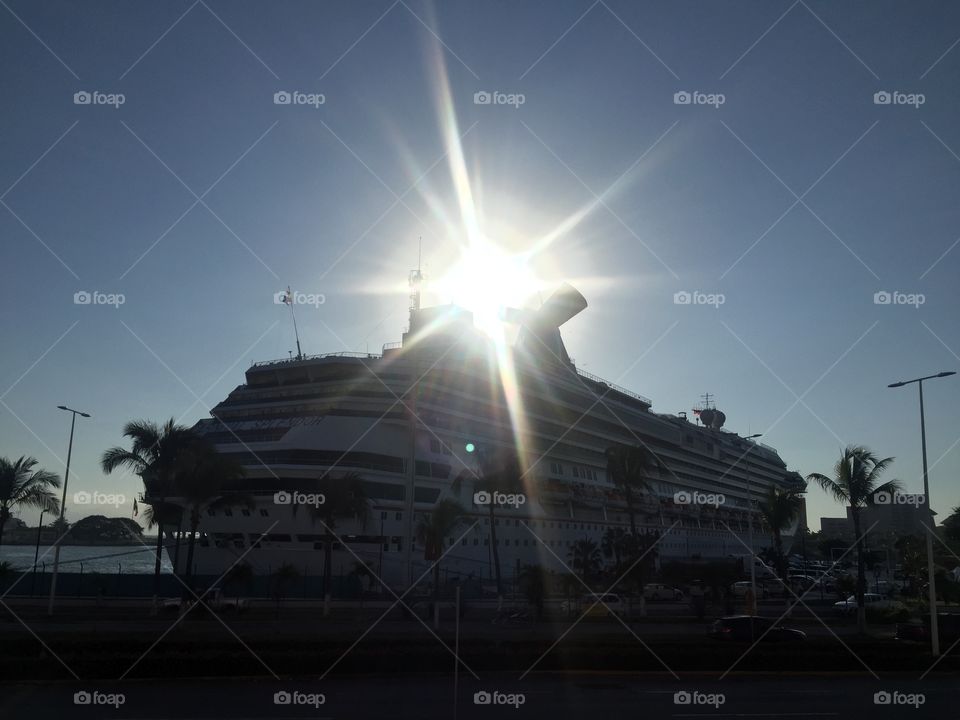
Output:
[505, 283, 587, 365]
[536, 283, 588, 327]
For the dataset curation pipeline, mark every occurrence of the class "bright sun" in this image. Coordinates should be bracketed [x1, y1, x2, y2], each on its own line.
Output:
[431, 240, 544, 338]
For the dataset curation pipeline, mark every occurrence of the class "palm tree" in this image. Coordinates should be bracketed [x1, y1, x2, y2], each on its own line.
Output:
[601, 527, 629, 574]
[758, 484, 805, 583]
[568, 537, 601, 585]
[518, 563, 547, 619]
[101, 419, 196, 602]
[0, 456, 60, 550]
[141, 501, 184, 573]
[808, 446, 900, 633]
[415, 498, 466, 629]
[620, 529, 660, 617]
[173, 440, 250, 588]
[223, 562, 254, 600]
[605, 444, 661, 535]
[307, 471, 369, 617]
[943, 505, 960, 547]
[471, 452, 524, 611]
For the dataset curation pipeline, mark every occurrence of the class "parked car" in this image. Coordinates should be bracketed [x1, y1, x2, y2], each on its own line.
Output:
[833, 593, 893, 615]
[643, 583, 683, 601]
[730, 581, 767, 599]
[560, 593, 626, 618]
[162, 587, 248, 614]
[896, 613, 960, 643]
[708, 615, 806, 642]
[410, 598, 464, 619]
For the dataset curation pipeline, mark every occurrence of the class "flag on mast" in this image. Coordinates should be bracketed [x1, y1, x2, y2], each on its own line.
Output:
[280, 285, 303, 359]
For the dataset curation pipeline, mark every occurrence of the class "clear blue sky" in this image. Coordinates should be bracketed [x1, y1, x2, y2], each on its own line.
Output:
[1, 0, 959, 531]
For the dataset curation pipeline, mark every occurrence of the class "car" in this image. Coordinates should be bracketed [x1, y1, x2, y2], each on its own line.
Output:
[643, 583, 683, 601]
[409, 598, 464, 620]
[895, 622, 927, 642]
[560, 593, 626, 618]
[161, 588, 248, 614]
[707, 615, 806, 642]
[788, 574, 831, 592]
[896, 613, 960, 643]
[833, 593, 893, 615]
[729, 581, 768, 599]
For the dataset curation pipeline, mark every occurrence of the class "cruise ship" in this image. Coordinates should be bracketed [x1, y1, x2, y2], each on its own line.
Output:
[165, 276, 806, 587]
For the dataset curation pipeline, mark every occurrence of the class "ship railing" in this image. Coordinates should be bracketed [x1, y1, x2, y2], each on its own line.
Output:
[574, 367, 652, 406]
[718, 428, 778, 453]
[250, 351, 382, 368]
[382, 341, 402, 351]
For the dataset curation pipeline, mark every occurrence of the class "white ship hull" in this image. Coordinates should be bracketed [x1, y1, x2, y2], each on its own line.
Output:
[157, 287, 802, 587]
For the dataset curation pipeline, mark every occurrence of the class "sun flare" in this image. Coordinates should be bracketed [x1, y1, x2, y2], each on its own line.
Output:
[430, 239, 544, 339]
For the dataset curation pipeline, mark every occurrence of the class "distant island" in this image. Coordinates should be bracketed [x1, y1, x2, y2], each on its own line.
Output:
[1, 515, 144, 546]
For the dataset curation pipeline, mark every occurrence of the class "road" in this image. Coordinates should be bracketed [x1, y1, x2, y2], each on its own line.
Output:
[0, 674, 953, 719]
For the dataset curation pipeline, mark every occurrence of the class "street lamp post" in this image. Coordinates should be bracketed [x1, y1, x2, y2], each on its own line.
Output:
[888, 370, 955, 657]
[48, 405, 90, 615]
[30, 508, 46, 596]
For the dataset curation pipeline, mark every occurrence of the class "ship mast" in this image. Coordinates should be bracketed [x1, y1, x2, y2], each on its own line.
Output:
[282, 286, 304, 360]
[409, 237, 423, 319]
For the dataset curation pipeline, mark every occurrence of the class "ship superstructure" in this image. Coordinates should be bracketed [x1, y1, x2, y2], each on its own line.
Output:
[162, 281, 805, 586]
